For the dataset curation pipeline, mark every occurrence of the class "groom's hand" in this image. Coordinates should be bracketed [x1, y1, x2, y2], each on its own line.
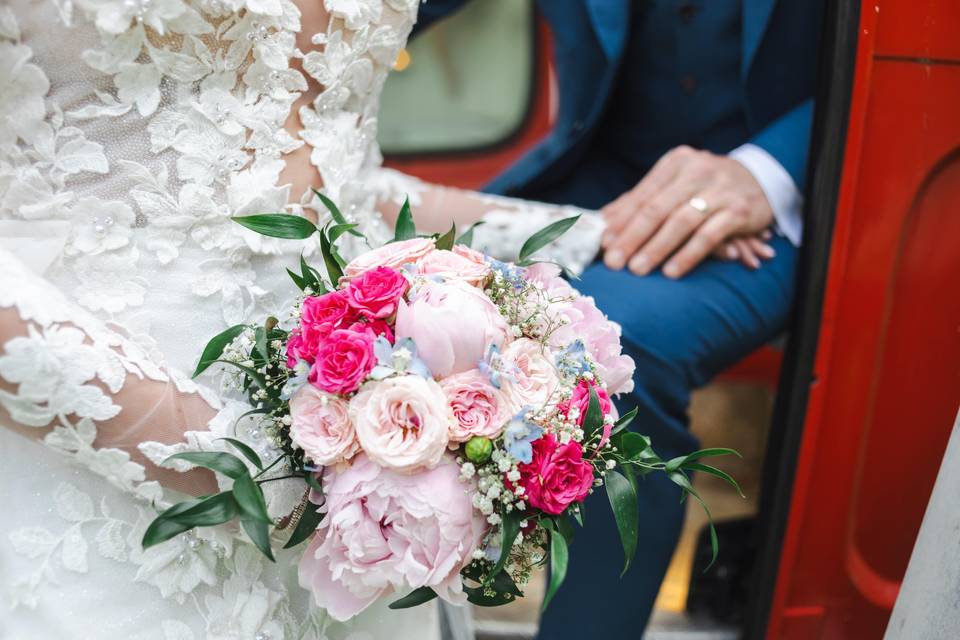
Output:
[600, 145, 774, 278]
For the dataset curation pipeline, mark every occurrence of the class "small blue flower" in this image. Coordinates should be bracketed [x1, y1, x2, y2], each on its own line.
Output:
[478, 344, 517, 389]
[487, 258, 525, 290]
[370, 336, 432, 380]
[555, 339, 591, 378]
[280, 359, 310, 400]
[503, 409, 543, 464]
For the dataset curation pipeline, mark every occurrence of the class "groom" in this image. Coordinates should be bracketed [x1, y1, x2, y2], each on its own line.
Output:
[419, 0, 823, 636]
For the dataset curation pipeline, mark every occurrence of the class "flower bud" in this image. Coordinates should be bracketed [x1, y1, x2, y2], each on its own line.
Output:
[465, 436, 493, 463]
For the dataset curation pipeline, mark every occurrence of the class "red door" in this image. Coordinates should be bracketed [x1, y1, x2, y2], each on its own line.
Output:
[766, 1, 960, 637]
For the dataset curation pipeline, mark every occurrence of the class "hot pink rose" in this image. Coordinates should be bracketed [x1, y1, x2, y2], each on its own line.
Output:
[559, 379, 617, 447]
[290, 386, 360, 465]
[308, 329, 376, 394]
[518, 433, 594, 515]
[394, 280, 508, 379]
[286, 291, 354, 366]
[344, 237, 436, 277]
[344, 266, 408, 319]
[417, 249, 490, 287]
[440, 369, 510, 442]
[346, 318, 394, 343]
[349, 375, 451, 472]
[299, 455, 485, 621]
[501, 338, 561, 412]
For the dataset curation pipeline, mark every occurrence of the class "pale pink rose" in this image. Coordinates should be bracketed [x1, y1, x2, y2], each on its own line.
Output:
[308, 329, 376, 394]
[394, 280, 508, 378]
[440, 369, 510, 442]
[344, 266, 408, 319]
[418, 249, 490, 287]
[290, 386, 360, 465]
[344, 237, 436, 277]
[349, 376, 451, 473]
[299, 455, 485, 621]
[501, 338, 561, 411]
[451, 243, 487, 265]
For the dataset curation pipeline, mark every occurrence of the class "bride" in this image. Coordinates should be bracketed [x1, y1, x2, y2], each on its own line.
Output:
[0, 0, 603, 638]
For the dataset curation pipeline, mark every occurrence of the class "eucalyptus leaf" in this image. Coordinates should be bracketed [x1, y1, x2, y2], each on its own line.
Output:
[163, 451, 248, 479]
[241, 517, 275, 562]
[142, 496, 212, 548]
[606, 469, 638, 575]
[541, 525, 569, 612]
[167, 492, 239, 527]
[233, 473, 271, 523]
[218, 438, 263, 470]
[684, 462, 744, 498]
[193, 324, 247, 377]
[319, 226, 344, 283]
[283, 501, 325, 549]
[456, 221, 484, 248]
[484, 509, 522, 585]
[610, 407, 638, 437]
[312, 189, 363, 237]
[388, 586, 437, 610]
[393, 198, 416, 241]
[582, 384, 603, 440]
[233, 214, 317, 239]
[518, 215, 580, 262]
[435, 223, 456, 251]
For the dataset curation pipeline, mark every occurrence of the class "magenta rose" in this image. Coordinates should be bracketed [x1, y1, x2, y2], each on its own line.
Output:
[346, 318, 395, 343]
[560, 379, 617, 447]
[518, 433, 594, 515]
[308, 329, 376, 394]
[344, 266, 408, 319]
[289, 385, 360, 465]
[440, 369, 510, 442]
[344, 237, 436, 277]
[298, 455, 485, 621]
[286, 291, 354, 366]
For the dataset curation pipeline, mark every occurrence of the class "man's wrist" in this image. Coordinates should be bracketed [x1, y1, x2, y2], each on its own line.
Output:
[729, 143, 804, 246]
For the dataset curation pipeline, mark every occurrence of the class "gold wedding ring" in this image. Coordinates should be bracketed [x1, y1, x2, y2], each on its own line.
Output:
[688, 197, 710, 215]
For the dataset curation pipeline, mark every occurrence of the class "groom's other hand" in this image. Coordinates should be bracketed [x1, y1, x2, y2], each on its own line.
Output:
[600, 145, 774, 279]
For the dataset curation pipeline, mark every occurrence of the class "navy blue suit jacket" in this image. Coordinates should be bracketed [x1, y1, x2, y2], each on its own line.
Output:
[416, 0, 823, 197]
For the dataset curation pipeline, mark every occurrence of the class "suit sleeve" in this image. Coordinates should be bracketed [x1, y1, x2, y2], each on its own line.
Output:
[748, 98, 814, 189]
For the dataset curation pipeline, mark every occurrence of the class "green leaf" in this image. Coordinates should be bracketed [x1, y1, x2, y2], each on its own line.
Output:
[518, 215, 580, 262]
[241, 517, 275, 562]
[393, 198, 417, 241]
[218, 438, 263, 471]
[571, 502, 584, 527]
[312, 189, 363, 237]
[389, 586, 437, 610]
[541, 525, 569, 612]
[319, 226, 344, 283]
[163, 451, 248, 479]
[141, 497, 212, 549]
[301, 254, 326, 291]
[328, 222, 359, 244]
[555, 515, 575, 546]
[484, 509, 522, 586]
[582, 384, 603, 439]
[283, 501, 325, 549]
[435, 222, 456, 251]
[684, 462, 745, 498]
[456, 221, 484, 248]
[254, 326, 268, 364]
[619, 432, 653, 461]
[610, 407, 638, 437]
[153, 492, 240, 533]
[286, 267, 306, 290]
[233, 214, 317, 239]
[304, 472, 323, 493]
[621, 461, 641, 496]
[193, 324, 247, 377]
[232, 473, 271, 523]
[605, 469, 639, 576]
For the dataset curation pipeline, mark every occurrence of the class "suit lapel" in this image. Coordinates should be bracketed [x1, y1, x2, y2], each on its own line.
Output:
[742, 0, 777, 78]
[584, 0, 631, 61]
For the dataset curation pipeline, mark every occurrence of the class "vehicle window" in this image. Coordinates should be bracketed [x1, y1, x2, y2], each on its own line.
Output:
[378, 0, 535, 155]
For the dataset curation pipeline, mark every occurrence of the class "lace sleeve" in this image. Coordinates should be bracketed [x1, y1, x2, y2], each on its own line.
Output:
[369, 168, 606, 274]
[0, 248, 222, 501]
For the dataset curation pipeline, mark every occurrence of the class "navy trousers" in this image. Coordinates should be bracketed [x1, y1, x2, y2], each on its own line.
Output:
[523, 154, 799, 638]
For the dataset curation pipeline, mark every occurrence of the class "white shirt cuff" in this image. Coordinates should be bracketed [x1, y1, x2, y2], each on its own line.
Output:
[729, 143, 803, 246]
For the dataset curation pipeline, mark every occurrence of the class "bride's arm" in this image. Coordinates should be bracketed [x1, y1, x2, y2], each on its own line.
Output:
[0, 251, 218, 497]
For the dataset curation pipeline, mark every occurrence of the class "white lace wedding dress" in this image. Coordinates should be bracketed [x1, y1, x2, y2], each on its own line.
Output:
[0, 1, 603, 638]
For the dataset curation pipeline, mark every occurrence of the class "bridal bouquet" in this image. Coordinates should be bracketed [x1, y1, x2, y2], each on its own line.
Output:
[142, 193, 740, 620]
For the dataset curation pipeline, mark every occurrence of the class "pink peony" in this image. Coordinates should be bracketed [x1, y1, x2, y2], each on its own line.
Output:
[299, 455, 485, 621]
[308, 329, 376, 394]
[517, 433, 594, 515]
[417, 249, 490, 287]
[500, 338, 561, 412]
[286, 291, 354, 366]
[289, 385, 360, 465]
[344, 266, 408, 319]
[394, 280, 508, 379]
[440, 369, 510, 442]
[343, 237, 436, 277]
[349, 375, 451, 472]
